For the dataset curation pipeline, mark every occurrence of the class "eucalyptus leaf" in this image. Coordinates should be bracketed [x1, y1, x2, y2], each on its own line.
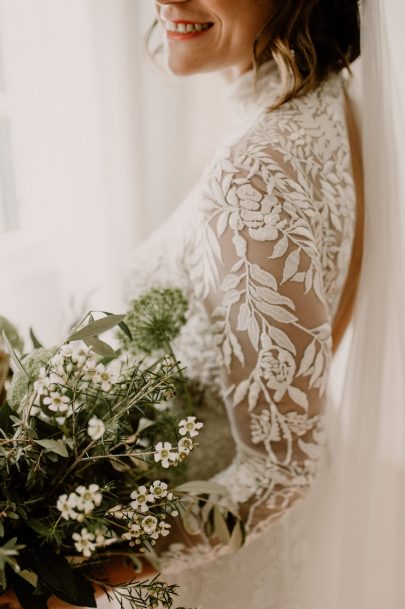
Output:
[33, 439, 69, 458]
[229, 521, 244, 551]
[0, 402, 13, 435]
[27, 520, 53, 538]
[100, 311, 133, 341]
[1, 331, 28, 377]
[83, 336, 116, 357]
[213, 506, 230, 544]
[67, 314, 125, 341]
[29, 328, 43, 350]
[175, 480, 229, 496]
[180, 510, 202, 536]
[18, 569, 38, 588]
[51, 570, 96, 608]
[9, 570, 49, 609]
[0, 316, 24, 354]
[31, 548, 78, 601]
[118, 320, 133, 340]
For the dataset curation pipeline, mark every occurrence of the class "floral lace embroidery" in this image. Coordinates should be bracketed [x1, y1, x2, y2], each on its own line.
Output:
[123, 62, 356, 574]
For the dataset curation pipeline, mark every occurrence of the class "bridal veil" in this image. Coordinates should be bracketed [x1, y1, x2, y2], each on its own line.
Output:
[308, 0, 405, 607]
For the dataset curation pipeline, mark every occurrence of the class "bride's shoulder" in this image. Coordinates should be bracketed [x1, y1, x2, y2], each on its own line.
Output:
[211, 71, 346, 171]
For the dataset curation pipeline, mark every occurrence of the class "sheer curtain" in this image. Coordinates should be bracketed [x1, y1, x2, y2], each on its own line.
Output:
[0, 0, 229, 346]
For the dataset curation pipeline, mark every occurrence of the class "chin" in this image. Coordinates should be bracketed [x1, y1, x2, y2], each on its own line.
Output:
[165, 57, 202, 77]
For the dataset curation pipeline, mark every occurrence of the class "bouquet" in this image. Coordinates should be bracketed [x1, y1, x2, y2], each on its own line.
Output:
[0, 289, 241, 609]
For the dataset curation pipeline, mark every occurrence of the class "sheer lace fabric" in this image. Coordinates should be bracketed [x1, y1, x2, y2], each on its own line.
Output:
[123, 59, 356, 602]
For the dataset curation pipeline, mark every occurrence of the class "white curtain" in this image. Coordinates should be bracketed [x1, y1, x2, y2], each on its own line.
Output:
[0, 0, 229, 346]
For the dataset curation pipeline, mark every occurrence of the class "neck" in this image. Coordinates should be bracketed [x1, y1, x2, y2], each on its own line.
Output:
[219, 61, 255, 84]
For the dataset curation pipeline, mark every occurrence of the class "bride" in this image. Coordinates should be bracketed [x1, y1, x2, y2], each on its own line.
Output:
[112, 1, 363, 608]
[1, 0, 378, 608]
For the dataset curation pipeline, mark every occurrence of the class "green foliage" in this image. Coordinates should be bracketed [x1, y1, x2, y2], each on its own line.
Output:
[0, 289, 242, 607]
[0, 316, 24, 354]
[119, 288, 188, 354]
[7, 347, 57, 409]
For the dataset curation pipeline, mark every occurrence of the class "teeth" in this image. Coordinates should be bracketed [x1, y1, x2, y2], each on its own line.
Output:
[164, 20, 211, 34]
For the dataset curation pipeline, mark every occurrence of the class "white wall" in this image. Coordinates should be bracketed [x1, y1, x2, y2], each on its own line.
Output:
[0, 0, 229, 346]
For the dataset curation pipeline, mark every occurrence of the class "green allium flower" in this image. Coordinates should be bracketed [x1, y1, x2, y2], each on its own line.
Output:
[8, 347, 57, 409]
[0, 316, 24, 354]
[120, 288, 188, 355]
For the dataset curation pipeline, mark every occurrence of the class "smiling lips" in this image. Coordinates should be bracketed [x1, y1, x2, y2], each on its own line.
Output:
[162, 19, 214, 39]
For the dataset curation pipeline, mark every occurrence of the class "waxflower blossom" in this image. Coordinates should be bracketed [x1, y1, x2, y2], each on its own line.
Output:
[43, 392, 70, 413]
[149, 480, 168, 500]
[70, 343, 92, 367]
[72, 528, 96, 558]
[75, 484, 102, 514]
[178, 437, 194, 455]
[33, 368, 51, 396]
[56, 493, 78, 521]
[87, 416, 105, 440]
[92, 363, 118, 391]
[178, 416, 203, 438]
[141, 515, 158, 535]
[130, 486, 155, 513]
[158, 521, 171, 537]
[122, 521, 143, 546]
[154, 442, 177, 469]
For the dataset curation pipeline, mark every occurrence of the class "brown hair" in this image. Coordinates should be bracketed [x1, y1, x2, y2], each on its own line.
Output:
[145, 0, 361, 108]
[254, 0, 361, 108]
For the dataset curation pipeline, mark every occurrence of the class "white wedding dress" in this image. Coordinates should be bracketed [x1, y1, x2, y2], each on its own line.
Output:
[122, 59, 357, 609]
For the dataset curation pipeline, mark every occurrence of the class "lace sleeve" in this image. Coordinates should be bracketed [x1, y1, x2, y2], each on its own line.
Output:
[202, 149, 333, 534]
[158, 145, 334, 572]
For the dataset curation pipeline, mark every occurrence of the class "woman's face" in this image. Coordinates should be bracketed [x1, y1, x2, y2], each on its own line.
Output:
[154, 0, 274, 82]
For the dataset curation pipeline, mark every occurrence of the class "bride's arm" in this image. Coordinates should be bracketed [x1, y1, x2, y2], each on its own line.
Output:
[154, 144, 336, 572]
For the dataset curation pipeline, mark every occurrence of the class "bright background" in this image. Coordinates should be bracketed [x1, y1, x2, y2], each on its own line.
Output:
[0, 0, 230, 346]
[0, 0, 351, 410]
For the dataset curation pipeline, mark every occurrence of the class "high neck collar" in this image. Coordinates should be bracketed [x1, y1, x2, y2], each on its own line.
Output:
[225, 59, 281, 126]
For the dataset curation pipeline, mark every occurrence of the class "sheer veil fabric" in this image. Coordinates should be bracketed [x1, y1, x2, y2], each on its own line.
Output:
[306, 0, 405, 607]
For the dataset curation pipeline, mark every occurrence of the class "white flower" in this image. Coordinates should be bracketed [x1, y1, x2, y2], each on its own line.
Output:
[43, 392, 70, 413]
[94, 528, 108, 546]
[59, 344, 75, 359]
[154, 442, 177, 469]
[178, 416, 203, 438]
[33, 368, 51, 396]
[50, 353, 65, 370]
[71, 344, 92, 368]
[158, 521, 171, 537]
[149, 480, 168, 500]
[75, 484, 102, 513]
[87, 416, 105, 440]
[141, 515, 158, 535]
[130, 485, 154, 513]
[122, 521, 142, 546]
[178, 436, 194, 455]
[92, 363, 118, 392]
[72, 528, 96, 557]
[56, 493, 78, 520]
[82, 359, 99, 380]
